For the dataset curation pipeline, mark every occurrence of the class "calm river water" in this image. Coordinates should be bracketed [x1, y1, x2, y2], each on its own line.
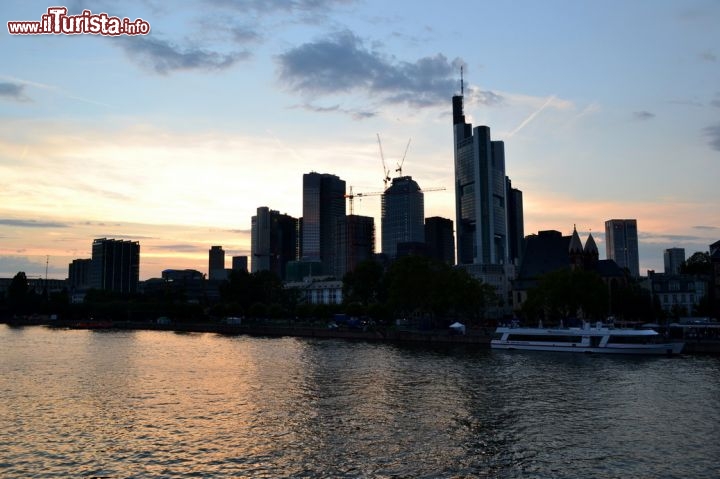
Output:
[1, 325, 719, 478]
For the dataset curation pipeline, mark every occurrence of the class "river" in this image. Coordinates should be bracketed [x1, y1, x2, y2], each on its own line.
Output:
[1, 325, 718, 478]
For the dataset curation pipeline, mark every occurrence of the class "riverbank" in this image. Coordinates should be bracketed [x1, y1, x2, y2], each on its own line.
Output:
[4, 317, 720, 354]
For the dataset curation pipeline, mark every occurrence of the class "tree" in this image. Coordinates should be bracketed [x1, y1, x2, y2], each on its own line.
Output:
[681, 252, 712, 275]
[7, 272, 30, 313]
[522, 268, 608, 323]
[343, 260, 384, 305]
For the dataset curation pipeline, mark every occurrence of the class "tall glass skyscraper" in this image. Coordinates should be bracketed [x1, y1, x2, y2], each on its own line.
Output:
[664, 247, 686, 275]
[208, 245, 225, 280]
[604, 219, 640, 277]
[302, 172, 346, 276]
[251, 206, 298, 280]
[452, 88, 510, 265]
[381, 175, 424, 259]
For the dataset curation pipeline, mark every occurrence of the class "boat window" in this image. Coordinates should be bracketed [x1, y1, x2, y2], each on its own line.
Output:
[607, 335, 655, 344]
[507, 334, 582, 343]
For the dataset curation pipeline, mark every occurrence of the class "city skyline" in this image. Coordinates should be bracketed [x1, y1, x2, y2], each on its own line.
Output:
[1, 1, 718, 280]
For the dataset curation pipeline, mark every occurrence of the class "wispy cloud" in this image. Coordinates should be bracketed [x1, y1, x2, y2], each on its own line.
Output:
[703, 122, 720, 152]
[204, 0, 354, 15]
[710, 94, 720, 108]
[291, 102, 377, 120]
[0, 219, 69, 228]
[633, 111, 656, 120]
[0, 75, 112, 108]
[277, 30, 464, 108]
[693, 225, 719, 231]
[0, 82, 31, 102]
[153, 243, 203, 252]
[701, 51, 717, 62]
[638, 232, 707, 242]
[117, 36, 250, 74]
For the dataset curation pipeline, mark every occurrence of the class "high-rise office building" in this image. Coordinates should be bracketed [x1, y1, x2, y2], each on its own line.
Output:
[335, 214, 375, 278]
[302, 172, 346, 276]
[452, 86, 510, 265]
[425, 216, 454, 265]
[451, 74, 524, 317]
[232, 256, 248, 273]
[208, 246, 226, 280]
[68, 258, 92, 290]
[251, 206, 298, 280]
[664, 247, 685, 275]
[506, 177, 525, 265]
[90, 238, 140, 293]
[381, 176, 425, 259]
[605, 219, 640, 277]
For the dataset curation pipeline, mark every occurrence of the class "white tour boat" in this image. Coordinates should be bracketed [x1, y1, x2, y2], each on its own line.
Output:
[491, 321, 683, 355]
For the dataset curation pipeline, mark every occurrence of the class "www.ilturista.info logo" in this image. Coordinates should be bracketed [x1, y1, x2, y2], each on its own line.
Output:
[7, 7, 150, 35]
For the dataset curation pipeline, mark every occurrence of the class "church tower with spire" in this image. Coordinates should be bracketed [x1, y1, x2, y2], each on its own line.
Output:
[569, 225, 584, 270]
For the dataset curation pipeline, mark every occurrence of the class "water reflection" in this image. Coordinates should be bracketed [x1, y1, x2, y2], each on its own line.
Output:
[1, 326, 719, 478]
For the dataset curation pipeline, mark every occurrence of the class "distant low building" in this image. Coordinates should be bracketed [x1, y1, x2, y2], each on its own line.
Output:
[285, 278, 343, 305]
[644, 271, 709, 316]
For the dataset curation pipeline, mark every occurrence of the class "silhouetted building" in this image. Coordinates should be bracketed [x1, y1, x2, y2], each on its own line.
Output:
[506, 177, 525, 265]
[285, 260, 324, 282]
[452, 74, 524, 316]
[710, 240, 720, 317]
[208, 246, 226, 280]
[232, 256, 248, 273]
[664, 248, 685, 275]
[381, 176, 424, 259]
[336, 214, 375, 278]
[251, 206, 298, 280]
[605, 219, 640, 277]
[514, 228, 624, 310]
[68, 258, 92, 290]
[90, 238, 140, 294]
[302, 172, 346, 276]
[424, 216, 454, 265]
[453, 89, 508, 265]
[645, 271, 709, 316]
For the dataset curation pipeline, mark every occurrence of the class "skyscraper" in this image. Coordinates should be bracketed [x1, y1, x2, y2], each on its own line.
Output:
[90, 238, 140, 293]
[664, 247, 685, 275]
[232, 256, 248, 273]
[506, 177, 525, 265]
[605, 219, 640, 277]
[251, 206, 298, 280]
[425, 216, 454, 265]
[302, 172, 346, 276]
[335, 214, 375, 278]
[452, 87, 509, 265]
[381, 175, 425, 259]
[208, 245, 225, 280]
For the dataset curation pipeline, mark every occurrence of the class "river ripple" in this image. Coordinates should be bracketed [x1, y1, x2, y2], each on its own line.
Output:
[1, 325, 719, 478]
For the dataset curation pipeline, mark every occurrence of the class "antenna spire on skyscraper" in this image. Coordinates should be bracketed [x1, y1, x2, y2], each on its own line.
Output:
[460, 66, 464, 96]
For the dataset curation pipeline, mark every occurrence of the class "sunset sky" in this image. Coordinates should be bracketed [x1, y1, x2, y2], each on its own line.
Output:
[1, 0, 719, 280]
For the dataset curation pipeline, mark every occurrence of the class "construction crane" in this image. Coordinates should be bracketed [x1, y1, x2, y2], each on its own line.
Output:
[395, 138, 411, 177]
[343, 185, 446, 215]
[343, 185, 384, 215]
[376, 133, 391, 189]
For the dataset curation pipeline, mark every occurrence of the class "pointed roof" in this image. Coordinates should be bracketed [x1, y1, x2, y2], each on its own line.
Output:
[584, 232, 599, 256]
[569, 225, 583, 254]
